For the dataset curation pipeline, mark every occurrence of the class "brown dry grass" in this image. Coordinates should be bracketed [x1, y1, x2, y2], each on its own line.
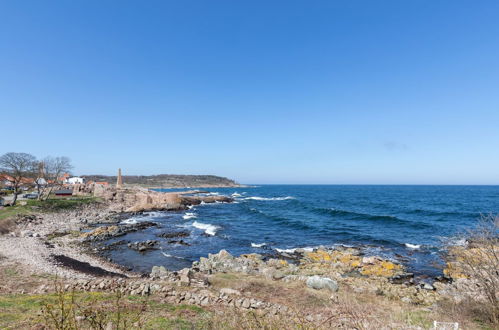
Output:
[0, 217, 16, 235]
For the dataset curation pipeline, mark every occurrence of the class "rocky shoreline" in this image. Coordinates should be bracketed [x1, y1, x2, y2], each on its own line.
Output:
[0, 184, 493, 328]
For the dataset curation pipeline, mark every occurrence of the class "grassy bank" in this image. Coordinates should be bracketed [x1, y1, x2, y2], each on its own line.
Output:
[0, 291, 209, 329]
[0, 197, 100, 221]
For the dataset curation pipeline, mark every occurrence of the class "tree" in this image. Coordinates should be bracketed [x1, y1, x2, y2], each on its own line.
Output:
[41, 156, 73, 200]
[0, 152, 37, 205]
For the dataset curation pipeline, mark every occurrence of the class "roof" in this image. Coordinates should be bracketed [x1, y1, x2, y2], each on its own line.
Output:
[54, 189, 73, 194]
[0, 174, 34, 184]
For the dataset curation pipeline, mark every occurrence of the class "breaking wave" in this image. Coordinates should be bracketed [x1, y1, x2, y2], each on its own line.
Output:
[251, 242, 267, 248]
[182, 212, 197, 220]
[192, 221, 219, 236]
[404, 243, 421, 250]
[244, 196, 295, 201]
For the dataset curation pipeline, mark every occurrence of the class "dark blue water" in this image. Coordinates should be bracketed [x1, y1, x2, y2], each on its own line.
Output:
[102, 185, 499, 277]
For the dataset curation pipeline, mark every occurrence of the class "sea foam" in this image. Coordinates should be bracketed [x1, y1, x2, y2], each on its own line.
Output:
[244, 196, 295, 201]
[405, 243, 421, 249]
[275, 246, 314, 253]
[182, 212, 197, 220]
[251, 243, 267, 248]
[192, 221, 219, 236]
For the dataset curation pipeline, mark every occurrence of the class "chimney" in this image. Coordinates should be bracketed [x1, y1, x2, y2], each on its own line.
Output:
[116, 168, 123, 188]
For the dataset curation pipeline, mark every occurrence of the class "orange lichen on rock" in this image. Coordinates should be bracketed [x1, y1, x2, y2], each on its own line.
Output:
[304, 250, 333, 263]
[360, 260, 402, 277]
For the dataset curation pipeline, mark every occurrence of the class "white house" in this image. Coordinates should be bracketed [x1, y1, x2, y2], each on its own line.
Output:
[35, 178, 47, 186]
[64, 177, 85, 184]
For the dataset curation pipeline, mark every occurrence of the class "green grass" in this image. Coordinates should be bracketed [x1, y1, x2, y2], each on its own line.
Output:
[0, 197, 100, 221]
[0, 202, 34, 221]
[0, 292, 209, 329]
[402, 310, 433, 329]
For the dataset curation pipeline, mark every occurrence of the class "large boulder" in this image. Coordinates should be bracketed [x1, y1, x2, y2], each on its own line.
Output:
[306, 276, 339, 292]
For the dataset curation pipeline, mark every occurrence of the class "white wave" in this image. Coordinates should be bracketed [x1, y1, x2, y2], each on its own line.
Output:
[438, 236, 468, 248]
[244, 196, 295, 201]
[251, 242, 267, 248]
[192, 221, 219, 236]
[182, 212, 197, 220]
[144, 211, 164, 217]
[161, 252, 185, 260]
[121, 218, 138, 225]
[275, 246, 314, 253]
[204, 192, 220, 196]
[188, 205, 195, 209]
[231, 192, 243, 197]
[405, 243, 421, 250]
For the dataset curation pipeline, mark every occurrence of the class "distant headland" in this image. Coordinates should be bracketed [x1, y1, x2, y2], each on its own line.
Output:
[81, 174, 243, 188]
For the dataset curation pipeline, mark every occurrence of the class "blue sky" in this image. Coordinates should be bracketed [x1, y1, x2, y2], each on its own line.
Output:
[1, 1, 498, 184]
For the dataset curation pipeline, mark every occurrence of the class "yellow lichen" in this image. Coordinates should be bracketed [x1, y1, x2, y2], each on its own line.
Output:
[360, 261, 401, 277]
[304, 250, 332, 263]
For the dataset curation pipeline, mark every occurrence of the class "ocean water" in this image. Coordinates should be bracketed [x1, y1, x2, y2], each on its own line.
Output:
[100, 185, 499, 277]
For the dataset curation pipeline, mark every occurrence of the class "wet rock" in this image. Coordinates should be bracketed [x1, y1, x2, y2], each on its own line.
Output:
[128, 240, 159, 252]
[306, 276, 339, 292]
[81, 222, 158, 241]
[167, 240, 190, 246]
[158, 231, 190, 239]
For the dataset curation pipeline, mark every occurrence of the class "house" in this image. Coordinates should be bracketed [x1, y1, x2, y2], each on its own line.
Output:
[0, 174, 34, 187]
[54, 189, 73, 196]
[35, 178, 47, 186]
[95, 181, 109, 186]
[64, 177, 85, 185]
[0, 174, 14, 186]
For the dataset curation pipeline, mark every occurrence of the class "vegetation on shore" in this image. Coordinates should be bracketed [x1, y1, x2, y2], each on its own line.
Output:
[82, 174, 240, 188]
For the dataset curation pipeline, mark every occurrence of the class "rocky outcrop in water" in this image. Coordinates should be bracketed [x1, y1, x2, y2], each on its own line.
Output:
[128, 240, 159, 252]
[81, 221, 158, 241]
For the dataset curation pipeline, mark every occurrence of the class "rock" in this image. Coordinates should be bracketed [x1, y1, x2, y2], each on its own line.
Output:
[20, 230, 34, 237]
[401, 297, 412, 304]
[242, 298, 251, 309]
[419, 281, 435, 291]
[220, 288, 242, 296]
[306, 276, 338, 292]
[150, 266, 173, 280]
[389, 273, 414, 285]
[128, 240, 159, 252]
[272, 270, 285, 280]
[158, 231, 190, 239]
[179, 268, 192, 286]
[362, 256, 379, 264]
[167, 239, 190, 246]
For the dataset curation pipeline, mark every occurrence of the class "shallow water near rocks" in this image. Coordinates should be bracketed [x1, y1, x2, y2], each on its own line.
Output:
[97, 185, 499, 277]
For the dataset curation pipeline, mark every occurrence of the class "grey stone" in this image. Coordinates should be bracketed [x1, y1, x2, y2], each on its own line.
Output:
[220, 288, 241, 296]
[306, 276, 338, 292]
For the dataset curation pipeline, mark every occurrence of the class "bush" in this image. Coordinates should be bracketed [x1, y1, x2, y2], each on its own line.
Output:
[446, 215, 499, 325]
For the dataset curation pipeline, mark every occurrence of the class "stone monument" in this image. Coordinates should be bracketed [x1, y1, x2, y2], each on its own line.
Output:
[116, 168, 123, 188]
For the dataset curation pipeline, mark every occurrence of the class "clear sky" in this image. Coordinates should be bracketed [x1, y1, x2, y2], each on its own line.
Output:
[1, 1, 498, 184]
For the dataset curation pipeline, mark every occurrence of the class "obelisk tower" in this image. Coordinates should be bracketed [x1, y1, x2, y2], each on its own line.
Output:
[116, 168, 123, 188]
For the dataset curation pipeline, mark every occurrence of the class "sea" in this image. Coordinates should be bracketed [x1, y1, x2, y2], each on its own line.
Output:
[99, 185, 499, 278]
